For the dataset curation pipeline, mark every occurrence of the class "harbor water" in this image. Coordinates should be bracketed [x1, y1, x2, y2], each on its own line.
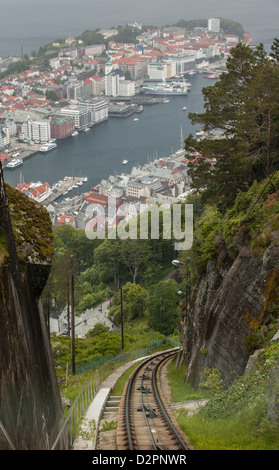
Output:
[4, 74, 210, 193]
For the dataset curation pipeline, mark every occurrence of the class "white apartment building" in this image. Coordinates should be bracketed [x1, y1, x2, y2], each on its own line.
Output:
[21, 120, 51, 142]
[0, 131, 5, 150]
[118, 79, 135, 97]
[105, 73, 120, 97]
[208, 18, 220, 33]
[148, 63, 167, 80]
[83, 98, 108, 123]
[60, 105, 92, 129]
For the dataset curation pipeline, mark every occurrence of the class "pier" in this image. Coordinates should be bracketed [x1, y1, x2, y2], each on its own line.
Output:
[41, 176, 86, 206]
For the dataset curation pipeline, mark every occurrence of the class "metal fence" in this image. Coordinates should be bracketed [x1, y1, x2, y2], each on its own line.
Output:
[51, 337, 178, 450]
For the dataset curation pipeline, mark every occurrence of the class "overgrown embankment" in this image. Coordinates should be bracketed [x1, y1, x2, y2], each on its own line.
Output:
[173, 172, 279, 447]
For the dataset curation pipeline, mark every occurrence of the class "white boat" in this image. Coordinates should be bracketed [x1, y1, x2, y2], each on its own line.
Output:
[136, 105, 143, 113]
[183, 106, 187, 111]
[123, 160, 128, 164]
[39, 142, 57, 153]
[83, 177, 88, 182]
[72, 131, 79, 136]
[83, 127, 90, 132]
[143, 80, 188, 95]
[196, 130, 205, 137]
[133, 118, 139, 121]
[7, 158, 23, 169]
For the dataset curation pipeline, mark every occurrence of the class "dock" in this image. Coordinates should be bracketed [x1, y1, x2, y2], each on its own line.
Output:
[41, 176, 87, 206]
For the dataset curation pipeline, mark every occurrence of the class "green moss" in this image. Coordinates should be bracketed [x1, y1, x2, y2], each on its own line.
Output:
[5, 183, 54, 264]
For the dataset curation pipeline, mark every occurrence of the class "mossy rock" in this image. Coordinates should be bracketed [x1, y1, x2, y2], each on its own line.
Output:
[5, 183, 54, 264]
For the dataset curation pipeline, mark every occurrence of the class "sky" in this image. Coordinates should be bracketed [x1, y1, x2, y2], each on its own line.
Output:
[0, 0, 278, 56]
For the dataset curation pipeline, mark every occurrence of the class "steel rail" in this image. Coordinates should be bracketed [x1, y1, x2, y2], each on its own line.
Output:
[123, 348, 183, 450]
[152, 353, 189, 450]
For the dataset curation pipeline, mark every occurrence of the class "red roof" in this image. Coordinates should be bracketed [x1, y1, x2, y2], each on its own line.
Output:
[0, 154, 10, 162]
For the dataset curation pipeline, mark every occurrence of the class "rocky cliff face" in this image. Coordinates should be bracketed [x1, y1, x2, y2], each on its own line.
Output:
[183, 244, 279, 389]
[0, 168, 67, 450]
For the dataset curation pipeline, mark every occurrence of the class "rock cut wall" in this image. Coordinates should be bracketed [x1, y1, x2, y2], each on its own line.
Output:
[183, 244, 279, 389]
[0, 164, 67, 450]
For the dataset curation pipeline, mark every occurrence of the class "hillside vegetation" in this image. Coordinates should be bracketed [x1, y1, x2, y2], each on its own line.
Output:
[47, 41, 279, 449]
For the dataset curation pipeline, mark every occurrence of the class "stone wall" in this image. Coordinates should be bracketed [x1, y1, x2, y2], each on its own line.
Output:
[0, 165, 67, 449]
[183, 244, 279, 389]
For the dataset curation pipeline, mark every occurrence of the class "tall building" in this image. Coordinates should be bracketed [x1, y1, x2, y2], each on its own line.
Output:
[21, 120, 51, 142]
[208, 18, 220, 33]
[83, 98, 108, 123]
[105, 72, 120, 97]
[60, 105, 92, 129]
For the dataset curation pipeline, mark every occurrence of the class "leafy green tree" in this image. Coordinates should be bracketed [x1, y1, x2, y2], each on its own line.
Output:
[120, 238, 152, 284]
[45, 89, 59, 101]
[147, 279, 179, 335]
[122, 282, 147, 320]
[185, 42, 279, 209]
[94, 238, 124, 285]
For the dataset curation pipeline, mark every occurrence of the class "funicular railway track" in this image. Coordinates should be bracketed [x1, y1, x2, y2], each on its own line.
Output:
[116, 349, 192, 451]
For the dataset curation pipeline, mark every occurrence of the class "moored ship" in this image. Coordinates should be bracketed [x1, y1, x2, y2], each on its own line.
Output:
[6, 158, 23, 169]
[143, 80, 188, 95]
[39, 142, 57, 153]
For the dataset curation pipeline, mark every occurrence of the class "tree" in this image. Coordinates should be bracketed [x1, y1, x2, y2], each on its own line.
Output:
[270, 38, 279, 63]
[94, 239, 123, 285]
[45, 90, 59, 101]
[185, 42, 279, 209]
[147, 279, 179, 335]
[122, 282, 147, 320]
[120, 239, 152, 284]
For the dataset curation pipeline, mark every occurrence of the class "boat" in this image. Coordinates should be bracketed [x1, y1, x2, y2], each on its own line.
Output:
[143, 80, 188, 95]
[133, 118, 139, 121]
[196, 130, 205, 137]
[39, 142, 57, 153]
[136, 105, 143, 113]
[83, 127, 90, 132]
[183, 106, 187, 111]
[123, 160, 128, 164]
[6, 158, 23, 169]
[72, 131, 79, 136]
[204, 74, 218, 79]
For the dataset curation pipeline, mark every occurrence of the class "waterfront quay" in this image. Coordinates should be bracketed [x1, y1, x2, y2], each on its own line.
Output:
[42, 176, 86, 206]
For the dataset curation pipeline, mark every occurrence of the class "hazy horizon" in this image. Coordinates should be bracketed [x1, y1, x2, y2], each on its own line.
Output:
[0, 0, 278, 56]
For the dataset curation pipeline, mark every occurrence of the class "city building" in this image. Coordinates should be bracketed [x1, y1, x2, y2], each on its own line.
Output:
[67, 81, 93, 100]
[148, 63, 167, 80]
[105, 71, 120, 96]
[21, 120, 51, 142]
[91, 76, 103, 95]
[118, 79, 135, 97]
[60, 105, 92, 129]
[82, 98, 108, 123]
[208, 18, 221, 33]
[50, 115, 75, 139]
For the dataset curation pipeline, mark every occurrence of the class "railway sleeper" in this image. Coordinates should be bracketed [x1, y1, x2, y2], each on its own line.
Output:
[136, 385, 151, 393]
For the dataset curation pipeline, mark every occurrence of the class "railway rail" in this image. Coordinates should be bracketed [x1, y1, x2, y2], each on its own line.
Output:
[116, 349, 193, 451]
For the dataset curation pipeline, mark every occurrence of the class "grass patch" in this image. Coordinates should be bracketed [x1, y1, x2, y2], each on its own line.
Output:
[167, 344, 279, 450]
[167, 358, 210, 402]
[113, 360, 144, 396]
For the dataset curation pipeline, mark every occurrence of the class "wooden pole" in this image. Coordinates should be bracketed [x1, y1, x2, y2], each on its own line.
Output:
[71, 255, 75, 375]
[120, 286, 124, 350]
